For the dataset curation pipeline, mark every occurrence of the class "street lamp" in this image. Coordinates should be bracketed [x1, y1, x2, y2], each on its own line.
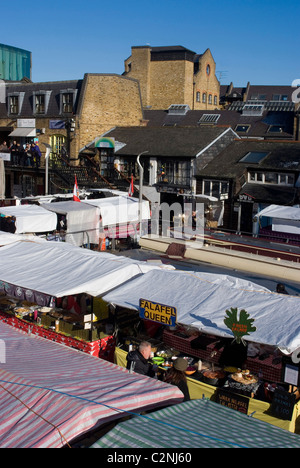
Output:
[136, 150, 149, 237]
[42, 143, 52, 195]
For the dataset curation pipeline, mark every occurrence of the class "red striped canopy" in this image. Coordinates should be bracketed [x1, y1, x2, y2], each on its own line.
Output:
[0, 322, 183, 448]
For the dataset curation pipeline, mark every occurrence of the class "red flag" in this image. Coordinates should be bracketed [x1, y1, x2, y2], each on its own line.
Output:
[128, 174, 134, 197]
[73, 175, 81, 202]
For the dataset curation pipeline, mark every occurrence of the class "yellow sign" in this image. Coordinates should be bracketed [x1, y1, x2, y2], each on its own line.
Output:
[139, 298, 177, 326]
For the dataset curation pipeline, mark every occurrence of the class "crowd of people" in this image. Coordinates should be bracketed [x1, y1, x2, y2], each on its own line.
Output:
[0, 140, 42, 167]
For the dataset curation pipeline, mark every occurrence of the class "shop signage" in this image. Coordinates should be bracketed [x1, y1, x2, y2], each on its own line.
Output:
[0, 152, 10, 161]
[139, 298, 177, 326]
[216, 388, 249, 414]
[95, 137, 115, 149]
[17, 119, 36, 128]
[270, 388, 296, 421]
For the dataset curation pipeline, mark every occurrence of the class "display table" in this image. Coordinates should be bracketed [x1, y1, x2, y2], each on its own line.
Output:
[0, 310, 115, 360]
[114, 347, 300, 433]
[163, 329, 283, 382]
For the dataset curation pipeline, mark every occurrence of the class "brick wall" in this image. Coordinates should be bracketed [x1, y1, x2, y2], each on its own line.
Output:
[125, 46, 220, 110]
[77, 74, 144, 153]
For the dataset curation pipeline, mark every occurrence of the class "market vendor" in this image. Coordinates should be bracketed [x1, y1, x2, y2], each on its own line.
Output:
[212, 337, 248, 369]
[57, 295, 81, 315]
[126, 341, 157, 377]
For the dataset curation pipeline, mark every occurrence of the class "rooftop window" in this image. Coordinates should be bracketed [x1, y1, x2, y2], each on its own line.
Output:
[235, 124, 250, 133]
[199, 114, 220, 124]
[240, 151, 269, 163]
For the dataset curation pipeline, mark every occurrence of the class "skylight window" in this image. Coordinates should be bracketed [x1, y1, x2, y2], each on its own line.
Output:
[242, 104, 264, 116]
[240, 151, 269, 163]
[168, 104, 190, 115]
[199, 114, 220, 124]
[235, 124, 250, 132]
[267, 125, 284, 133]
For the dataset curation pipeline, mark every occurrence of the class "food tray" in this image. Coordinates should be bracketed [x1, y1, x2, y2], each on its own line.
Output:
[231, 373, 258, 385]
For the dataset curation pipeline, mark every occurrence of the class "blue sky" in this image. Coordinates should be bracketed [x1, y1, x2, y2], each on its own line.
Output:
[1, 0, 299, 86]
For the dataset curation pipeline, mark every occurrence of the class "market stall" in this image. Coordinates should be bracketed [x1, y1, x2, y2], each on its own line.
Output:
[0, 241, 163, 358]
[255, 204, 300, 244]
[0, 204, 57, 234]
[83, 195, 150, 247]
[101, 268, 300, 432]
[92, 398, 300, 448]
[0, 321, 183, 448]
[41, 200, 100, 246]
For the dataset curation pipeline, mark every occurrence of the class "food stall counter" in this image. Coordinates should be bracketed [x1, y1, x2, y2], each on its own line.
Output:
[114, 347, 300, 434]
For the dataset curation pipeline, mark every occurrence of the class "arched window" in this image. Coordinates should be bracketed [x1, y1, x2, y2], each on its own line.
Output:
[208, 94, 212, 104]
[196, 91, 200, 102]
[214, 95, 218, 105]
[202, 93, 206, 103]
[50, 135, 67, 166]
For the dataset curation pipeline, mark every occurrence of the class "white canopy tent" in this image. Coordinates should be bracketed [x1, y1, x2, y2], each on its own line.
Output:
[0, 231, 47, 245]
[0, 204, 57, 234]
[83, 196, 150, 227]
[256, 204, 300, 234]
[102, 268, 300, 354]
[0, 241, 157, 300]
[41, 201, 100, 246]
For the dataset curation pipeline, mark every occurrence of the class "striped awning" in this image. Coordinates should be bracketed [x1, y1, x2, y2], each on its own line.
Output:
[0, 322, 183, 448]
[92, 398, 300, 449]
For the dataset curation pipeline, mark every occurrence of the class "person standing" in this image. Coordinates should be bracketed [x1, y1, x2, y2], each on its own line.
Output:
[10, 140, 18, 165]
[24, 143, 32, 166]
[164, 358, 190, 401]
[31, 142, 42, 168]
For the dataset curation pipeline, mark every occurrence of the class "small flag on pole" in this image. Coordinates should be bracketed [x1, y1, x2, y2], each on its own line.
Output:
[73, 175, 81, 202]
[128, 174, 134, 197]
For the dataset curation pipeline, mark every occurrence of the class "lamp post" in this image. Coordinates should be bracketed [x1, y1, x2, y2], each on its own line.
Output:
[136, 150, 148, 238]
[42, 143, 52, 195]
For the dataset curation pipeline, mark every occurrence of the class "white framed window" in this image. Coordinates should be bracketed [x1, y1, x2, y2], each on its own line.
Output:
[248, 171, 294, 185]
[203, 179, 229, 198]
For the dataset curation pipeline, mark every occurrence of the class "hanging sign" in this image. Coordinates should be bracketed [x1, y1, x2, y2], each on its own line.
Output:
[139, 298, 177, 326]
[224, 307, 256, 344]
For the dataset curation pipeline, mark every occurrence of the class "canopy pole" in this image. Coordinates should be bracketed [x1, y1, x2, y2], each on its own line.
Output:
[136, 151, 148, 238]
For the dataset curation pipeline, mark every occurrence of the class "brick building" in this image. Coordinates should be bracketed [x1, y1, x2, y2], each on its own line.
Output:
[0, 73, 144, 197]
[124, 45, 220, 110]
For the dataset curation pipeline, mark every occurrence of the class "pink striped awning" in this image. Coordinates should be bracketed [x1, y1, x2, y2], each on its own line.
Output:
[0, 322, 183, 448]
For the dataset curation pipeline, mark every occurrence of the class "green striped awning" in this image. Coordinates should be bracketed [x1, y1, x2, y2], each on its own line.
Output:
[91, 399, 300, 449]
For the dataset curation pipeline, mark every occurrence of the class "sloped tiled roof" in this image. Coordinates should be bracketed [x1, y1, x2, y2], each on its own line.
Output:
[197, 139, 300, 179]
[143, 109, 295, 139]
[104, 126, 230, 157]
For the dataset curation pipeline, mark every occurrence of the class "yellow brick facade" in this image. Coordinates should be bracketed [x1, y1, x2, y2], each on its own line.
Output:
[124, 46, 220, 110]
[77, 74, 144, 155]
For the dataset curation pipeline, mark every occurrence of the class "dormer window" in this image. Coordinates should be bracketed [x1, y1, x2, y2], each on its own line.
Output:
[9, 96, 19, 114]
[33, 90, 52, 115]
[60, 89, 77, 115]
[62, 93, 73, 113]
[7, 92, 25, 115]
[35, 94, 45, 114]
